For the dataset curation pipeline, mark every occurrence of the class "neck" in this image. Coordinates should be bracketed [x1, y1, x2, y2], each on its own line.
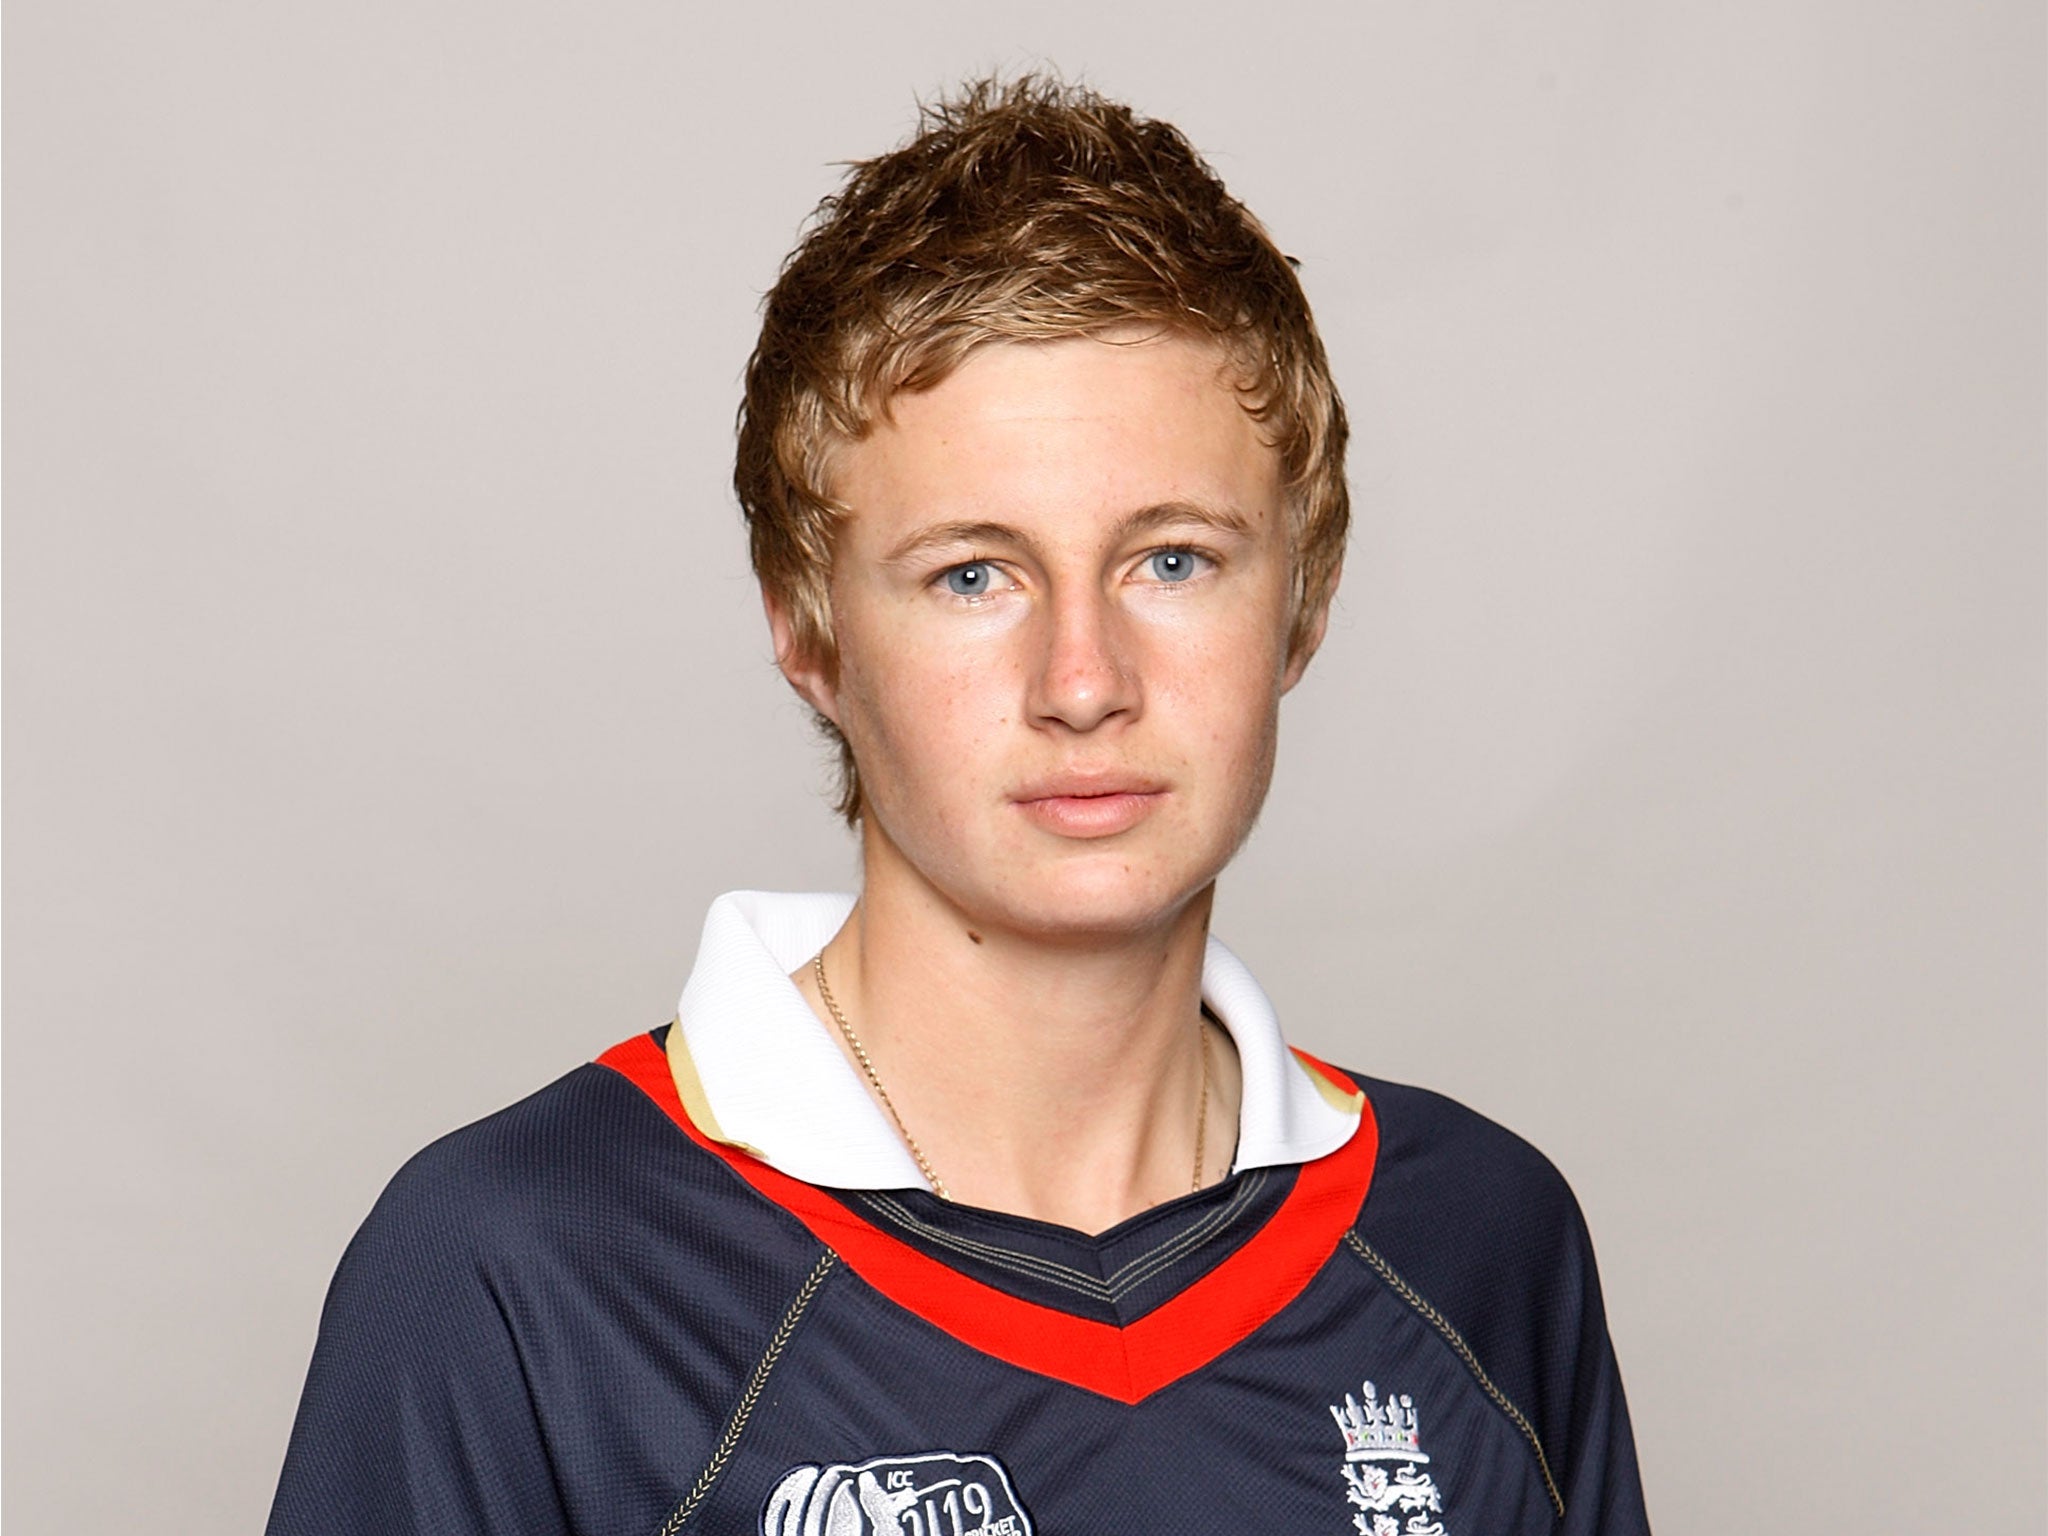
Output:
[796, 849, 1242, 1234]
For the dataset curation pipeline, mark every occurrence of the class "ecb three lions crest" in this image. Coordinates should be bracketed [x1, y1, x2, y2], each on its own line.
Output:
[763, 1451, 1032, 1536]
[1333, 1380, 1450, 1535]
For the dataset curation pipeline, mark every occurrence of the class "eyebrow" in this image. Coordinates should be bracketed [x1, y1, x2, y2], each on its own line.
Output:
[879, 500, 1259, 568]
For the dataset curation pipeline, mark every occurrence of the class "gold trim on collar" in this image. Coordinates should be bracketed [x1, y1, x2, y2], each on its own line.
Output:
[666, 1019, 766, 1157]
[1297, 1054, 1367, 1115]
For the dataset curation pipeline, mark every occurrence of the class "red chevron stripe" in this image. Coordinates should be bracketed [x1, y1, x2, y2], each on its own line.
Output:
[598, 1031, 1376, 1404]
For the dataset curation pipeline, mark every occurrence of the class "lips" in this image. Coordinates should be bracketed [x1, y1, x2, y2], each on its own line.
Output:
[1011, 774, 1167, 838]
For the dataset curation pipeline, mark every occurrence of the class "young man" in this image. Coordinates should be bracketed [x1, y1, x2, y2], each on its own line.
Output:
[269, 79, 1650, 1534]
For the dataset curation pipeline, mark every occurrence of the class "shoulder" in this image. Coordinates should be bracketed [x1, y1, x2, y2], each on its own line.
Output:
[1344, 1073, 1630, 1511]
[1352, 1073, 1587, 1258]
[275, 1057, 733, 1534]
[327, 1042, 829, 1356]
[348, 1044, 809, 1290]
[1348, 1071, 1596, 1332]
[273, 1046, 835, 1534]
[354, 1058, 663, 1259]
[314, 1062, 652, 1353]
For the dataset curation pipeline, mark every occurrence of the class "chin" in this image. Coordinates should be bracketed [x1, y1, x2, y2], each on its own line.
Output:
[973, 851, 1219, 943]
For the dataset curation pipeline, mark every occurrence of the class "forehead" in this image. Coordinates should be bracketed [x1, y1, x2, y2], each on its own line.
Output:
[831, 334, 1285, 544]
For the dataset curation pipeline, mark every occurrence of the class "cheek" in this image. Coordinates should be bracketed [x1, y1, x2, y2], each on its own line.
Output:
[1151, 616, 1287, 745]
[837, 629, 1011, 792]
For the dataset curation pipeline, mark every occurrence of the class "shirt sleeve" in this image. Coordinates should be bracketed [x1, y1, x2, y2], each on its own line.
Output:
[265, 1154, 574, 1536]
[1550, 1188, 1651, 1533]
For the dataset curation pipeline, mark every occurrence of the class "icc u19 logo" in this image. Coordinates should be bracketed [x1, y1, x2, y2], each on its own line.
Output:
[762, 1450, 1034, 1536]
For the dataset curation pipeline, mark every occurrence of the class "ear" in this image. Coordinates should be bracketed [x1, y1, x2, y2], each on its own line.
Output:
[1279, 579, 1337, 696]
[762, 587, 842, 724]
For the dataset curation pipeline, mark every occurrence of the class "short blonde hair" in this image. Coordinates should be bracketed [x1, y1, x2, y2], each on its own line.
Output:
[735, 76, 1350, 822]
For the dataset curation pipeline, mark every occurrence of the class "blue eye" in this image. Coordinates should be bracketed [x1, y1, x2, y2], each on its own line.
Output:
[943, 562, 994, 596]
[1147, 549, 1201, 583]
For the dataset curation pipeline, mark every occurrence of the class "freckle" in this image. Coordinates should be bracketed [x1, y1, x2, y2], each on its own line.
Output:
[967, 929, 984, 944]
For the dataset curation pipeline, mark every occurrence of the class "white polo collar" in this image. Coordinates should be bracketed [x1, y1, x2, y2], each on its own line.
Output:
[669, 890, 1361, 1191]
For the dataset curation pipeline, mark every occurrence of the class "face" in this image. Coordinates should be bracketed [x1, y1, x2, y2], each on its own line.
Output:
[771, 333, 1327, 940]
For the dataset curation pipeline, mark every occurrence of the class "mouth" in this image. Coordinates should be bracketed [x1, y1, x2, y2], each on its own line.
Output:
[1011, 777, 1167, 839]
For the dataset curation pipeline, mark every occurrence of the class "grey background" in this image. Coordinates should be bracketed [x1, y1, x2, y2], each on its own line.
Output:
[5, 1, 2042, 1529]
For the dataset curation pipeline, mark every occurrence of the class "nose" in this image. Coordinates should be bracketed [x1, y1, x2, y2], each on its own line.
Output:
[1027, 585, 1140, 733]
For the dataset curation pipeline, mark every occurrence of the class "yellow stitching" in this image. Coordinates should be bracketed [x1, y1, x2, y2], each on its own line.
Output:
[658, 1250, 837, 1534]
[1343, 1232, 1565, 1520]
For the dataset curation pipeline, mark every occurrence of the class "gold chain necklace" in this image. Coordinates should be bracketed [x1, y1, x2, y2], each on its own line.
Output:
[812, 950, 1213, 1202]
